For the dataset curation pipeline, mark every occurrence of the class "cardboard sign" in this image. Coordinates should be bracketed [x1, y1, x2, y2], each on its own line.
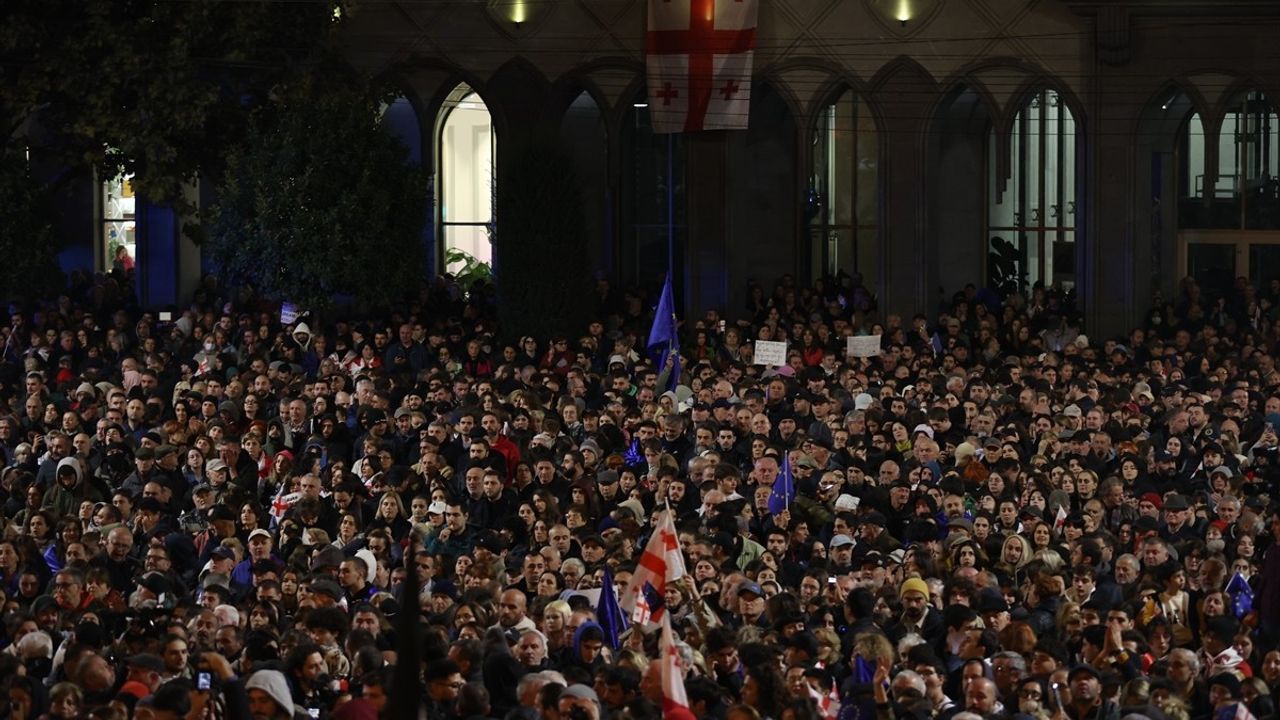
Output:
[754, 340, 788, 367]
[847, 334, 882, 358]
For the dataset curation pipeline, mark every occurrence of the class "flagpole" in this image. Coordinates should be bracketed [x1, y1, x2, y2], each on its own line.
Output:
[666, 132, 674, 279]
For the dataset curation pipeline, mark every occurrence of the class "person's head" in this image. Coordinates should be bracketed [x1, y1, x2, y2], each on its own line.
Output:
[246, 669, 295, 720]
[425, 659, 465, 703]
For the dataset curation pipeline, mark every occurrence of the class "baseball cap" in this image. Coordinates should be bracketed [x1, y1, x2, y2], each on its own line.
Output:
[829, 534, 855, 548]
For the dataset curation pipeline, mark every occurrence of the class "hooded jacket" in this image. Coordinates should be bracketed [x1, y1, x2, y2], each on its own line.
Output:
[41, 457, 102, 520]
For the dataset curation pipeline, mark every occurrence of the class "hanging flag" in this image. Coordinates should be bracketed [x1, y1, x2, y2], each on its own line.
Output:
[660, 614, 691, 715]
[646, 0, 758, 133]
[647, 275, 682, 392]
[1225, 571, 1254, 619]
[621, 510, 686, 619]
[597, 565, 629, 649]
[767, 451, 795, 517]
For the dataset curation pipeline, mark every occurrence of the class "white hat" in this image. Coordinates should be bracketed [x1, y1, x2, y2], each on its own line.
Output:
[428, 501, 448, 515]
[854, 393, 874, 411]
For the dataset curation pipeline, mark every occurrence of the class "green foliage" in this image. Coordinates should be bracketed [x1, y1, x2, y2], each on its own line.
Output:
[445, 247, 494, 290]
[205, 72, 429, 311]
[0, 150, 63, 300]
[495, 145, 593, 341]
[0, 0, 341, 206]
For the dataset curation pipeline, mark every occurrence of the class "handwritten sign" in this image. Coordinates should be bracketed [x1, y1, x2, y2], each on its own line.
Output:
[754, 340, 788, 367]
[847, 334, 882, 358]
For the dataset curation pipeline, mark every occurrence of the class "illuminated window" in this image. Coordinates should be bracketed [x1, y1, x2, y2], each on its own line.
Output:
[102, 173, 136, 275]
[988, 89, 1078, 291]
[809, 89, 878, 276]
[438, 85, 494, 270]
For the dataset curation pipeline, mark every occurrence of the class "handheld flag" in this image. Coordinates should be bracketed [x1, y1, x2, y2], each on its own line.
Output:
[597, 565, 628, 649]
[660, 614, 690, 714]
[767, 451, 796, 516]
[647, 275, 682, 392]
[621, 509, 686, 621]
[1053, 504, 1068, 536]
[1225, 571, 1254, 619]
[624, 436, 645, 467]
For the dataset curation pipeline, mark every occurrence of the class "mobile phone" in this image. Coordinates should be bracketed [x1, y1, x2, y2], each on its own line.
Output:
[159, 311, 172, 322]
[309, 710, 321, 719]
[197, 672, 211, 691]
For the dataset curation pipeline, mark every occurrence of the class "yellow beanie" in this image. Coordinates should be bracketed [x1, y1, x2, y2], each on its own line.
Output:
[900, 577, 930, 599]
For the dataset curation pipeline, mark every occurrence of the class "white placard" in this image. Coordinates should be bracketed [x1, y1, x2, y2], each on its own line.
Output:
[280, 303, 300, 325]
[754, 340, 788, 367]
[847, 334, 882, 358]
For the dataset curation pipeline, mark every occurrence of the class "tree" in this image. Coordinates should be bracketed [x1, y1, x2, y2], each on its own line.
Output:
[0, 0, 340, 206]
[0, 149, 63, 301]
[205, 72, 429, 311]
[495, 145, 593, 340]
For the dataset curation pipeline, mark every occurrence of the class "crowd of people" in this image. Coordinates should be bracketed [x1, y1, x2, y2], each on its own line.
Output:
[0, 270, 1277, 720]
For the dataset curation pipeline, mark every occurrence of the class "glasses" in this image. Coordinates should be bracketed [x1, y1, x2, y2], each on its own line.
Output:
[1019, 690, 1042, 699]
[433, 681, 465, 690]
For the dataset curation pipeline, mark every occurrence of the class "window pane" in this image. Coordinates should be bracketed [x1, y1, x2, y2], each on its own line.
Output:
[1249, 243, 1280, 290]
[444, 224, 491, 268]
[442, 93, 493, 225]
[1186, 243, 1235, 301]
[988, 89, 1077, 289]
[855, 104, 878, 227]
[1180, 113, 1209, 228]
[103, 173, 136, 272]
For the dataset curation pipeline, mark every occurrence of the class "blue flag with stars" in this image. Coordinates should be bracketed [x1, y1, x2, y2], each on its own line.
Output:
[1225, 571, 1253, 619]
[767, 451, 796, 516]
[647, 275, 681, 392]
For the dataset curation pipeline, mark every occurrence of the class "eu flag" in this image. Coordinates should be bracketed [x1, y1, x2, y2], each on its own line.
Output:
[767, 452, 796, 516]
[647, 275, 681, 392]
[597, 565, 629, 648]
[1225, 571, 1253, 619]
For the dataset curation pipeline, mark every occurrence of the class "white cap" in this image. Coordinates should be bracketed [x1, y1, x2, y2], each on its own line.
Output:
[427, 501, 447, 515]
[835, 494, 859, 511]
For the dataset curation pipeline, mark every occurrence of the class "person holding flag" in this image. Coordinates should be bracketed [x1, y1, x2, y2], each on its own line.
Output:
[596, 565, 628, 649]
[621, 507, 686, 626]
[767, 450, 796, 519]
[647, 275, 682, 393]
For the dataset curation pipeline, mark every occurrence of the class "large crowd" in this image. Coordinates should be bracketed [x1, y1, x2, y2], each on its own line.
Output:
[0, 270, 1278, 720]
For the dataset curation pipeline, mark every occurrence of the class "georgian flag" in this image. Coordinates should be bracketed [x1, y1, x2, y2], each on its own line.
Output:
[621, 510, 686, 620]
[646, 0, 758, 132]
[660, 614, 690, 715]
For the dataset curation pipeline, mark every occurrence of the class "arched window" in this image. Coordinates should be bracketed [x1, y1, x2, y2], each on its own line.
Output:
[1182, 90, 1280, 230]
[808, 88, 878, 276]
[621, 99, 687, 287]
[987, 88, 1078, 291]
[1178, 90, 1280, 298]
[438, 84, 494, 270]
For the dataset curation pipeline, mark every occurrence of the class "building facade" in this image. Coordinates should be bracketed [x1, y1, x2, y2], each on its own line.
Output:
[58, 1, 1280, 337]
[335, 0, 1280, 336]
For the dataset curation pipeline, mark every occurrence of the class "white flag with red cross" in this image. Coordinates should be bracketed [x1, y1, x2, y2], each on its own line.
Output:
[646, 0, 758, 133]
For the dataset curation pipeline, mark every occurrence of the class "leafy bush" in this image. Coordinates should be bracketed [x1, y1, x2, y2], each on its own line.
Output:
[205, 74, 429, 311]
